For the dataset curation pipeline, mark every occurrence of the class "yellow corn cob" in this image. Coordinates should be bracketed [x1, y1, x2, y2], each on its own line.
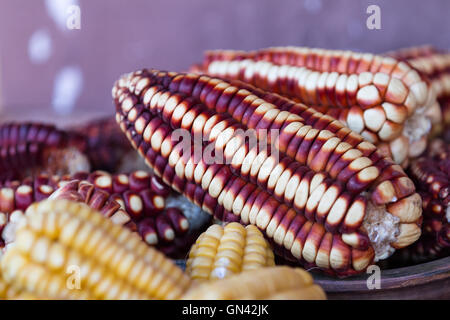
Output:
[0, 199, 191, 300]
[0, 270, 17, 299]
[0, 257, 41, 300]
[186, 223, 275, 281]
[183, 266, 326, 300]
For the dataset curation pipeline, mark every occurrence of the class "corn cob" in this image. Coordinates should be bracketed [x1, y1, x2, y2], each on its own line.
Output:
[0, 267, 18, 299]
[386, 46, 450, 99]
[387, 46, 450, 130]
[198, 47, 439, 166]
[0, 199, 191, 299]
[385, 47, 450, 262]
[0, 122, 90, 181]
[399, 137, 449, 262]
[0, 265, 39, 299]
[406, 54, 450, 101]
[182, 266, 325, 299]
[0, 170, 205, 258]
[112, 69, 422, 276]
[186, 222, 274, 281]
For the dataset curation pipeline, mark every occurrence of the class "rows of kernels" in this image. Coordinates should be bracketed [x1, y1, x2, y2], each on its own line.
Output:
[116, 70, 420, 226]
[117, 102, 373, 274]
[407, 139, 449, 256]
[1, 199, 190, 299]
[200, 47, 437, 165]
[111, 69, 422, 275]
[186, 223, 274, 281]
[0, 170, 194, 258]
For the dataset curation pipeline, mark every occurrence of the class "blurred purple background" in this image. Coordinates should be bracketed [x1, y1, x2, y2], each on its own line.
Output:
[0, 0, 448, 121]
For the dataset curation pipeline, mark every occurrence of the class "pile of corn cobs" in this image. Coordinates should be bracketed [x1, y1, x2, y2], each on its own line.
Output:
[0, 45, 448, 300]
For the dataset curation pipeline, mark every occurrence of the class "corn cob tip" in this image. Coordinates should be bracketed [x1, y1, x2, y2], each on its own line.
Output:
[182, 266, 326, 300]
[42, 147, 91, 177]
